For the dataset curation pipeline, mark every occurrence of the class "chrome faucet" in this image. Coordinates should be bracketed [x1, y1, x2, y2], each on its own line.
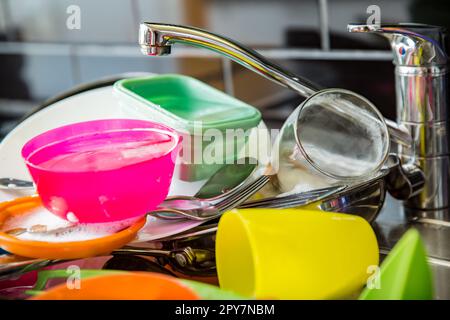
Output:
[138, 22, 441, 219]
[348, 24, 449, 221]
[138, 22, 319, 97]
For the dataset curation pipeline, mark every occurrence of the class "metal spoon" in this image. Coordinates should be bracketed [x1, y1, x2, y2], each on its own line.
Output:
[0, 178, 34, 190]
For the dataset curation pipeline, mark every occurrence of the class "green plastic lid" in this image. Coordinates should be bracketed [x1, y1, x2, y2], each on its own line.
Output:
[115, 74, 261, 133]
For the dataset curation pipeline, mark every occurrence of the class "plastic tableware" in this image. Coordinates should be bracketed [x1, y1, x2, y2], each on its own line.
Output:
[215, 208, 379, 299]
[0, 256, 114, 298]
[31, 271, 200, 300]
[24, 269, 246, 300]
[0, 196, 146, 259]
[21, 119, 181, 223]
[25, 269, 125, 296]
[0, 155, 257, 194]
[359, 228, 433, 300]
[0, 85, 270, 205]
[115, 74, 262, 181]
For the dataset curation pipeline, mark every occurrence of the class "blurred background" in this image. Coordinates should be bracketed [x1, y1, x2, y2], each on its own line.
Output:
[1, 0, 450, 138]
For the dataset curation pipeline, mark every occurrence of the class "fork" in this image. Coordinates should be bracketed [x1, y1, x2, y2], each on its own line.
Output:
[149, 175, 271, 221]
[238, 185, 346, 209]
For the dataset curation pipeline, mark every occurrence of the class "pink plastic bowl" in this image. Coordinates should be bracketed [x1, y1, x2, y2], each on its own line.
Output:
[21, 119, 181, 223]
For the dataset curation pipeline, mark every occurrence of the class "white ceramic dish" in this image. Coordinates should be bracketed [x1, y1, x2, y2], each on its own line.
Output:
[0, 84, 270, 241]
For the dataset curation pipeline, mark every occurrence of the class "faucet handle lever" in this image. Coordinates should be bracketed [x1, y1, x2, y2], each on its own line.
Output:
[348, 23, 448, 66]
[385, 154, 425, 200]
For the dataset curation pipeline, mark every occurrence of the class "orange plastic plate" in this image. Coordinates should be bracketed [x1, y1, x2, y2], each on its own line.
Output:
[31, 272, 200, 300]
[0, 196, 146, 259]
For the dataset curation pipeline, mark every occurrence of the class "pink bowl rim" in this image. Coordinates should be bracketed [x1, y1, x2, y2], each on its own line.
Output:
[21, 119, 181, 173]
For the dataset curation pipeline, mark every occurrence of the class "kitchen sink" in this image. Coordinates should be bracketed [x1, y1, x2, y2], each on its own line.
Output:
[375, 196, 450, 299]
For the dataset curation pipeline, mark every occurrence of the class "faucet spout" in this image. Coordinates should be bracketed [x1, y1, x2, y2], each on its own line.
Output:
[139, 22, 319, 97]
[139, 22, 412, 155]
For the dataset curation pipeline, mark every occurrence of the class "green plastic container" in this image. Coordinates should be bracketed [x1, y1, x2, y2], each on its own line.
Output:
[114, 74, 261, 181]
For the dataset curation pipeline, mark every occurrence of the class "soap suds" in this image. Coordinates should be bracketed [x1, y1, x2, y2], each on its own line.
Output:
[1, 206, 138, 242]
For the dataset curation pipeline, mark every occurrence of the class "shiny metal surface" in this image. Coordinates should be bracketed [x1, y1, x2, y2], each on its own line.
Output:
[139, 22, 318, 97]
[115, 223, 217, 276]
[239, 185, 347, 210]
[305, 156, 411, 222]
[242, 155, 424, 223]
[347, 24, 448, 66]
[349, 23, 450, 217]
[375, 195, 450, 299]
[395, 67, 448, 122]
[113, 246, 215, 274]
[153, 174, 271, 221]
[385, 154, 425, 200]
[0, 178, 34, 190]
[404, 122, 450, 156]
[317, 176, 386, 222]
[384, 119, 413, 149]
[244, 170, 389, 223]
[403, 155, 450, 211]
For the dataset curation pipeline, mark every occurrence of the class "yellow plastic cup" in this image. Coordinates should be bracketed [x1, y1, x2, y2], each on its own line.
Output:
[216, 208, 379, 299]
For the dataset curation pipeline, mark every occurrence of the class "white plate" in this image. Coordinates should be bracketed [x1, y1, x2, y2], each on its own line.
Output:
[0, 85, 270, 241]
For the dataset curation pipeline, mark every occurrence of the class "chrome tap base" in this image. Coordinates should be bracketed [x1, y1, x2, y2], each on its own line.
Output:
[349, 23, 450, 219]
